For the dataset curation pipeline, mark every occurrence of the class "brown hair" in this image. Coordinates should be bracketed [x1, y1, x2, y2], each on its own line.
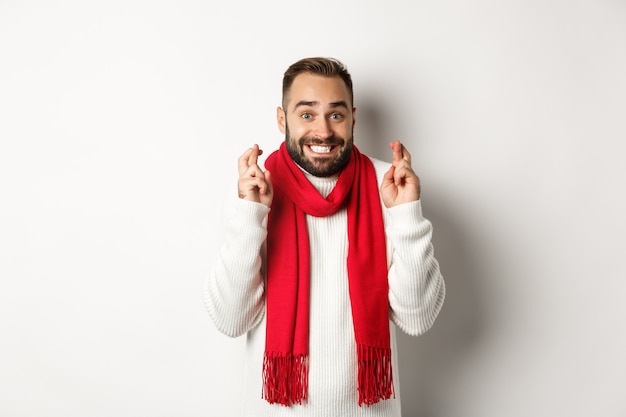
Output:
[282, 57, 354, 108]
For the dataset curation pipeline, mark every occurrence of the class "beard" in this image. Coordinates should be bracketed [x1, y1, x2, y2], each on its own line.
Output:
[284, 124, 354, 177]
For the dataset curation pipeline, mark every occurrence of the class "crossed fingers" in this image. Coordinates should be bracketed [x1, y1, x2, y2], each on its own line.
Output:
[389, 140, 414, 186]
[237, 144, 272, 204]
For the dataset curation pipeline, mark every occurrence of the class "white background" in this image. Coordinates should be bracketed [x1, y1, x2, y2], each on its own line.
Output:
[1, 1, 625, 416]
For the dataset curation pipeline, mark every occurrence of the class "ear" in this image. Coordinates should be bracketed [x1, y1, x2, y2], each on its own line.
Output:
[277, 107, 286, 134]
[352, 107, 357, 130]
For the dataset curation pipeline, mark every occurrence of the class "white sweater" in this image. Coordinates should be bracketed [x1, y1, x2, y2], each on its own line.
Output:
[204, 157, 445, 417]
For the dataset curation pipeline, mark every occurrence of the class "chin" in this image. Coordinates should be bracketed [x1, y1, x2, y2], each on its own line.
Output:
[300, 150, 352, 177]
[284, 128, 354, 177]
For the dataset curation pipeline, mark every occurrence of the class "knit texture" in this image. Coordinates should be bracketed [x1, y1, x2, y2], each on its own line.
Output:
[204, 156, 446, 417]
[262, 144, 393, 406]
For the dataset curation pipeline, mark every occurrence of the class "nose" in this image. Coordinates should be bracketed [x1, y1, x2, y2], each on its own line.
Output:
[312, 117, 332, 140]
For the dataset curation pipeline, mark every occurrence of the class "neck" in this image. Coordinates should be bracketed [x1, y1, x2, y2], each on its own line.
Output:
[299, 165, 339, 198]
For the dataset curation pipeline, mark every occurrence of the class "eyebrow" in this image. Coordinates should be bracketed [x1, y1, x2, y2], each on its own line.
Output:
[293, 100, 350, 111]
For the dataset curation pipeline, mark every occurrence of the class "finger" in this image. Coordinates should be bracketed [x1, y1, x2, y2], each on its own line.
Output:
[239, 175, 267, 198]
[393, 164, 405, 186]
[260, 170, 272, 195]
[244, 163, 267, 183]
[248, 143, 260, 167]
[394, 165, 421, 189]
[381, 165, 396, 188]
[238, 144, 263, 175]
[256, 177, 268, 196]
[400, 145, 412, 164]
[237, 147, 254, 174]
[389, 140, 403, 164]
[389, 140, 413, 165]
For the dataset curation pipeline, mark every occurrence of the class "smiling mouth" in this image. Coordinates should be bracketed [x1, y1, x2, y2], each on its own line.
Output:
[308, 145, 334, 154]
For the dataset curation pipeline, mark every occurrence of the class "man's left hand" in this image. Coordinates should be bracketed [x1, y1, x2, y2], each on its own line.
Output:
[380, 140, 421, 208]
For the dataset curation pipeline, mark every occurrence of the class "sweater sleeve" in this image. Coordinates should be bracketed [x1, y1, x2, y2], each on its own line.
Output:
[203, 197, 269, 338]
[385, 200, 446, 336]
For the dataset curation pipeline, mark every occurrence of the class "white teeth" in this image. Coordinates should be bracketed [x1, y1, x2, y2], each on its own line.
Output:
[310, 145, 332, 153]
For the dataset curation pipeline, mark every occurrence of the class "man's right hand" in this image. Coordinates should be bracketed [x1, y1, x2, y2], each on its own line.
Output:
[237, 144, 273, 207]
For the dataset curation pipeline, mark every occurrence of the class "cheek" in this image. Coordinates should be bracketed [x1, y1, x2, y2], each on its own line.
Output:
[286, 120, 307, 137]
[339, 124, 353, 139]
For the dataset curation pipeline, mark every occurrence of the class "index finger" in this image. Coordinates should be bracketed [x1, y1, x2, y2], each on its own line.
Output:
[238, 144, 263, 174]
[389, 140, 405, 163]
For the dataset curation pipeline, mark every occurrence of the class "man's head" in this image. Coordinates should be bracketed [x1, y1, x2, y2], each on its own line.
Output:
[277, 57, 356, 177]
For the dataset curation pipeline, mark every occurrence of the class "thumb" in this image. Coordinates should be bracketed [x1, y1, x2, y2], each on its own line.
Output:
[262, 169, 273, 195]
[381, 165, 395, 188]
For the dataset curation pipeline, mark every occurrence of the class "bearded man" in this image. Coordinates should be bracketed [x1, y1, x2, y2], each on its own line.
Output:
[204, 57, 445, 417]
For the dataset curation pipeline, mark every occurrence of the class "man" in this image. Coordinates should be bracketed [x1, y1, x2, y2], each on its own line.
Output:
[204, 57, 445, 417]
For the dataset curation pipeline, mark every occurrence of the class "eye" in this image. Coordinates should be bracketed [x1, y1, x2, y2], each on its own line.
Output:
[330, 113, 343, 120]
[301, 112, 312, 120]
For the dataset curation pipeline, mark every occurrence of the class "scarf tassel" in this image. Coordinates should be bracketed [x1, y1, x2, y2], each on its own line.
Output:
[262, 353, 309, 406]
[357, 344, 395, 407]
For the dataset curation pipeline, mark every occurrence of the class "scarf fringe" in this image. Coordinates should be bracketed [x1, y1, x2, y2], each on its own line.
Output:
[262, 353, 309, 406]
[357, 344, 395, 407]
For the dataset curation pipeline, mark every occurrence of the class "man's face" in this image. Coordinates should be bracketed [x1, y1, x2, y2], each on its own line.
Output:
[277, 73, 356, 177]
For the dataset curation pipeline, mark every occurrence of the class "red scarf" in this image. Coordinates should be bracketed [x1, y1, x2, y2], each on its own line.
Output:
[262, 143, 394, 407]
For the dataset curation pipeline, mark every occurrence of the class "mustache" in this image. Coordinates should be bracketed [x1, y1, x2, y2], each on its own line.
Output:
[299, 136, 345, 147]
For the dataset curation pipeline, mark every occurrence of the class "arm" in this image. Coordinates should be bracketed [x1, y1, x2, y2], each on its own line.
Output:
[386, 200, 445, 336]
[203, 198, 268, 337]
[377, 141, 445, 335]
[203, 145, 274, 337]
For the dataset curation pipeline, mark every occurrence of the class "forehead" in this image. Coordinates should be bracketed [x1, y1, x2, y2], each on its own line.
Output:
[286, 73, 352, 109]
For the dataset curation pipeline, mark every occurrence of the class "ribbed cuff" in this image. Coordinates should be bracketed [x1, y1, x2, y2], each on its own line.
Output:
[236, 198, 271, 225]
[387, 199, 423, 223]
